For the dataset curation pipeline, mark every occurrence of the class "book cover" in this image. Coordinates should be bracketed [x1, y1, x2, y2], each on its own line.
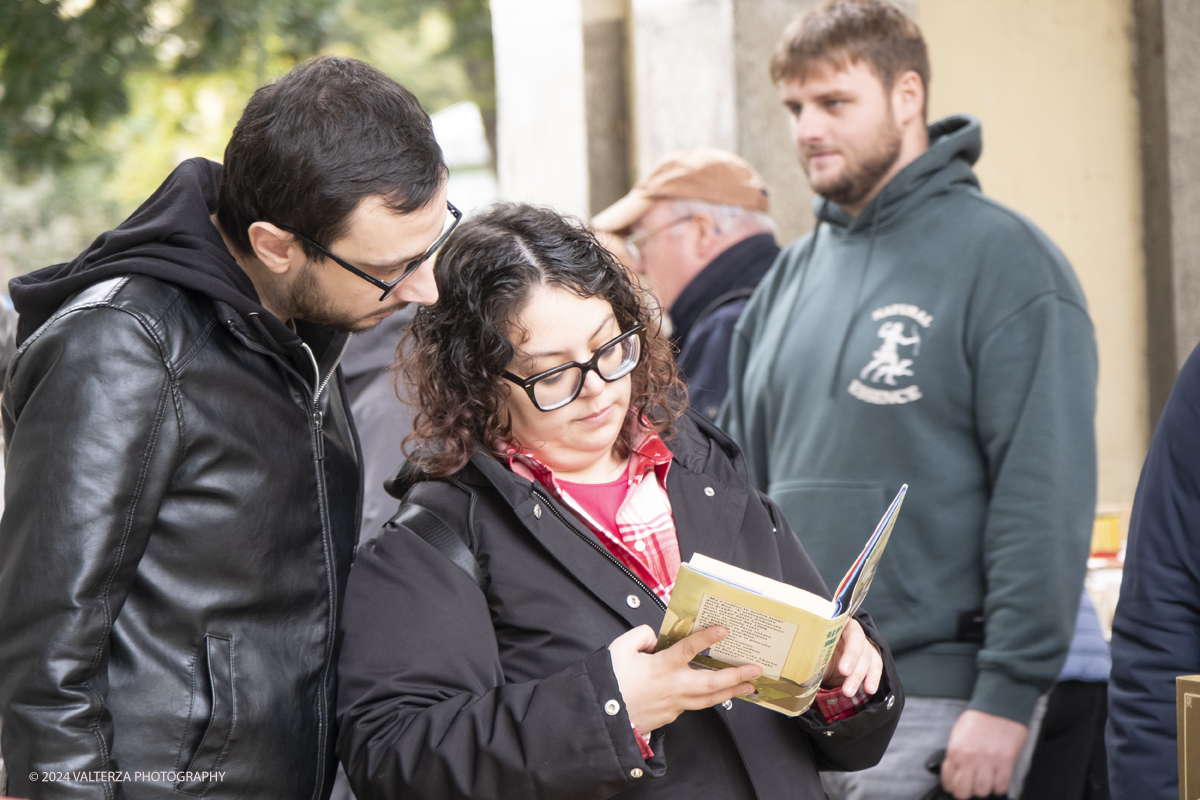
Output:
[1178, 675, 1200, 800]
[655, 485, 907, 717]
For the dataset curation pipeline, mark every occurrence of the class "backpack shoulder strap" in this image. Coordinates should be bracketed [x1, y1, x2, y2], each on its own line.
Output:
[388, 503, 487, 590]
[386, 478, 487, 590]
[690, 285, 757, 333]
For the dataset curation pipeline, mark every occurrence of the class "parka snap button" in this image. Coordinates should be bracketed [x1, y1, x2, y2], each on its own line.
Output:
[634, 540, 646, 552]
[626, 594, 641, 608]
[631, 768, 644, 779]
[722, 700, 733, 710]
[533, 504, 542, 519]
[604, 699, 620, 715]
[704, 487, 715, 497]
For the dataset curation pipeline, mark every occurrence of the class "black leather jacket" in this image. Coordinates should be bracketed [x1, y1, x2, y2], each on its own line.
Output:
[0, 275, 360, 799]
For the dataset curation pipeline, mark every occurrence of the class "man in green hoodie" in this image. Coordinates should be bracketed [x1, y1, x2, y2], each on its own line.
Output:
[719, 2, 1097, 798]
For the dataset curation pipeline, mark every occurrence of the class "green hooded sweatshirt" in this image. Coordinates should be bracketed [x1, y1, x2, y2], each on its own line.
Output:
[719, 116, 1097, 725]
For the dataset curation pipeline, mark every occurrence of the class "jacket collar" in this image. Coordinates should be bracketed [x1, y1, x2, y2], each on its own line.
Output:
[669, 233, 779, 347]
[455, 411, 750, 620]
[505, 423, 674, 489]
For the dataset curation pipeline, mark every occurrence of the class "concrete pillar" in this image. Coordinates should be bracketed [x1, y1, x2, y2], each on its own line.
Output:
[629, 0, 820, 244]
[489, 0, 630, 218]
[627, 0, 914, 243]
[1136, 0, 1200, 423]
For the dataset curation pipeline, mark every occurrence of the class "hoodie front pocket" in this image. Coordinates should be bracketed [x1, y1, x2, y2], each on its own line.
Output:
[768, 479, 887, 593]
[176, 633, 236, 795]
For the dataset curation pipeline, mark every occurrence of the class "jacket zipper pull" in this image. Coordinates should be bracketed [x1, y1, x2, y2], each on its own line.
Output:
[313, 409, 325, 460]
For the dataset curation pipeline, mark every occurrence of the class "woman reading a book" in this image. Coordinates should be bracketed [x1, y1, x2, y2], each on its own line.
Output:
[335, 203, 903, 800]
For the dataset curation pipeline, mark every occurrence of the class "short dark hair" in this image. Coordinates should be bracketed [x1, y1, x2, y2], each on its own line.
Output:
[217, 56, 446, 259]
[401, 202, 686, 478]
[770, 0, 930, 116]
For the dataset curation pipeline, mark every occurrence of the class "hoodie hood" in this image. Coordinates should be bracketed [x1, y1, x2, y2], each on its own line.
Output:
[810, 115, 982, 395]
[9, 158, 300, 352]
[815, 115, 982, 234]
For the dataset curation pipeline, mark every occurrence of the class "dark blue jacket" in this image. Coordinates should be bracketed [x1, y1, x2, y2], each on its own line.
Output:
[672, 233, 778, 419]
[1108, 342, 1200, 799]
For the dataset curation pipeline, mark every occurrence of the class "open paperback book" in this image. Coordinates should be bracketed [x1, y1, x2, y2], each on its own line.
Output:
[654, 485, 907, 717]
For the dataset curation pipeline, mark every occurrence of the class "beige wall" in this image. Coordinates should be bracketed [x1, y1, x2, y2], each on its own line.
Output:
[920, 0, 1147, 509]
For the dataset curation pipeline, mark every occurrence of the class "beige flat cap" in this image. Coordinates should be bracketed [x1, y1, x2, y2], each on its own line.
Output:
[592, 146, 770, 234]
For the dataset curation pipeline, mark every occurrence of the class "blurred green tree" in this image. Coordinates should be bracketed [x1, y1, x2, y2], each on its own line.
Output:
[0, 0, 494, 281]
[0, 0, 494, 176]
[0, 0, 340, 177]
[332, 0, 495, 161]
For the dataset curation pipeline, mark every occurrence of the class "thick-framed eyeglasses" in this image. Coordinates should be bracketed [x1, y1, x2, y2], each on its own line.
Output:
[501, 323, 646, 412]
[280, 201, 462, 301]
[624, 214, 695, 262]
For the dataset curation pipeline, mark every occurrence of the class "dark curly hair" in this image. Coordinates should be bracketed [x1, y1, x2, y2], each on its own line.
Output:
[401, 202, 686, 478]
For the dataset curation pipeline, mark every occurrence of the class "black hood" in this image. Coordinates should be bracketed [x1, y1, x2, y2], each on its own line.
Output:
[9, 158, 300, 352]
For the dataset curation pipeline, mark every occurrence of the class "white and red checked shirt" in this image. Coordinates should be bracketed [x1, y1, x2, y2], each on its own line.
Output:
[508, 426, 680, 602]
[505, 426, 868, 739]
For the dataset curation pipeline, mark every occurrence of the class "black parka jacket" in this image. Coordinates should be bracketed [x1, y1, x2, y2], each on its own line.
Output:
[0, 274, 360, 800]
[337, 410, 902, 800]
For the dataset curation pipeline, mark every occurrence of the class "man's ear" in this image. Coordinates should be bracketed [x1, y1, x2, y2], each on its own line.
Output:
[892, 69, 925, 129]
[690, 211, 721, 259]
[247, 221, 303, 276]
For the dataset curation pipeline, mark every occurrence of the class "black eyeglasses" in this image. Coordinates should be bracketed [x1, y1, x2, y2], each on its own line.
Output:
[280, 201, 462, 301]
[501, 324, 646, 411]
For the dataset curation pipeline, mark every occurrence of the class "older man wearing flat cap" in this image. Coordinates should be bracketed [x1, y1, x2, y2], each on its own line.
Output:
[593, 146, 779, 419]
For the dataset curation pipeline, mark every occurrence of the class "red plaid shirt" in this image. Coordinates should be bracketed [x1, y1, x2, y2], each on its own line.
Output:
[815, 685, 872, 721]
[506, 426, 867, 747]
[508, 427, 680, 602]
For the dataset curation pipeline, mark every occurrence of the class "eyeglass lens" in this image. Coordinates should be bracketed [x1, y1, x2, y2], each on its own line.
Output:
[533, 332, 642, 410]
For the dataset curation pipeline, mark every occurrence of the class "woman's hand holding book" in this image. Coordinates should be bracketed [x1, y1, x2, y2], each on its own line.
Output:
[821, 619, 883, 697]
[608, 624, 763, 734]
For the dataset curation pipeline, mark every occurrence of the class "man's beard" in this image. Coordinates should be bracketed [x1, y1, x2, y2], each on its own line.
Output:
[281, 261, 406, 334]
[805, 116, 903, 210]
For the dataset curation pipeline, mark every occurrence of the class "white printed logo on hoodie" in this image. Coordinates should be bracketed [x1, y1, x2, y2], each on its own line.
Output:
[848, 304, 933, 405]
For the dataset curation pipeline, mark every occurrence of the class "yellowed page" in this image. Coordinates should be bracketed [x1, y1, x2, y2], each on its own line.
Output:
[657, 565, 851, 716]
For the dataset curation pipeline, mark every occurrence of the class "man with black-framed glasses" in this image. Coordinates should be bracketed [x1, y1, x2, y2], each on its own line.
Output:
[0, 56, 449, 800]
[280, 201, 461, 304]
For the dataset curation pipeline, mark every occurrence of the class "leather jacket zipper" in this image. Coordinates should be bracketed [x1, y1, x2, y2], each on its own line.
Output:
[297, 335, 351, 799]
[231, 316, 353, 798]
[300, 337, 352, 461]
[531, 488, 666, 611]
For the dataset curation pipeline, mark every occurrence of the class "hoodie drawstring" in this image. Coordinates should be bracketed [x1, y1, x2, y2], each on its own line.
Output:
[828, 186, 887, 398]
[784, 201, 827, 339]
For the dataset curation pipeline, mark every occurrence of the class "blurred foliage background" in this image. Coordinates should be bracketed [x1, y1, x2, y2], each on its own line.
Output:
[0, 0, 495, 284]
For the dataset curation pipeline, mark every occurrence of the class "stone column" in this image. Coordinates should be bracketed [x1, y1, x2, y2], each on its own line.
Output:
[1136, 0, 1200, 422]
[629, 0, 821, 244]
[627, 0, 915, 243]
[489, 0, 631, 218]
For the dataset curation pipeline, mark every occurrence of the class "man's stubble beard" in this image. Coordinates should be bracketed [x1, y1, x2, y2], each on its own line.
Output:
[805, 112, 904, 211]
[283, 260, 401, 334]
